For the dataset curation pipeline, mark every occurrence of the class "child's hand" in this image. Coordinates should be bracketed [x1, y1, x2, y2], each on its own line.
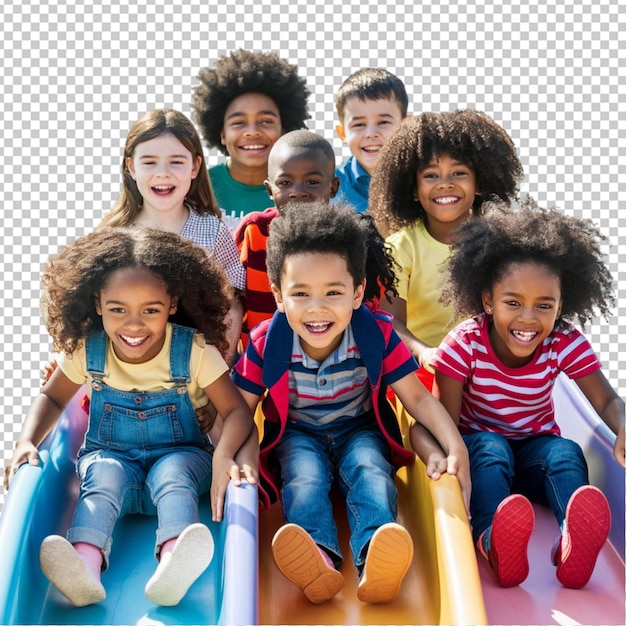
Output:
[425, 451, 449, 480]
[230, 462, 258, 486]
[196, 402, 217, 434]
[40, 359, 58, 386]
[418, 347, 437, 374]
[444, 453, 472, 517]
[614, 424, 625, 468]
[3, 441, 40, 490]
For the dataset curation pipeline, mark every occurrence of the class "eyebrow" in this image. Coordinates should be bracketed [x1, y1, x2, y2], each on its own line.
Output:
[349, 113, 395, 122]
[225, 109, 279, 121]
[276, 170, 326, 178]
[501, 292, 558, 302]
[289, 281, 349, 289]
[138, 154, 189, 160]
[104, 299, 167, 306]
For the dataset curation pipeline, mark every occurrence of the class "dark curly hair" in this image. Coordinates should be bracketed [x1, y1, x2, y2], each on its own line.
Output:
[267, 200, 368, 289]
[358, 212, 398, 304]
[191, 49, 310, 154]
[101, 109, 220, 228]
[41, 227, 232, 355]
[439, 199, 615, 326]
[369, 110, 525, 236]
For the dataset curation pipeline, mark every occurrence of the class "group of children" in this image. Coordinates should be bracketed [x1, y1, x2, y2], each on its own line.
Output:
[3, 48, 624, 610]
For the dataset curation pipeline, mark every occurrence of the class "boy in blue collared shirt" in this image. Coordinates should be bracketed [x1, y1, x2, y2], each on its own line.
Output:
[334, 68, 409, 213]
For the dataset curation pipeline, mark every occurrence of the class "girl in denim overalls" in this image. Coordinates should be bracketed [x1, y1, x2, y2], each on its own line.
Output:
[4, 227, 256, 607]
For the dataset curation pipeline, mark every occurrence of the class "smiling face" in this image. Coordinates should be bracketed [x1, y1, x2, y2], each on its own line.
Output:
[271, 252, 365, 362]
[415, 153, 479, 243]
[336, 96, 405, 175]
[126, 133, 201, 217]
[95, 267, 178, 364]
[483, 261, 562, 368]
[265, 146, 339, 209]
[220, 92, 283, 180]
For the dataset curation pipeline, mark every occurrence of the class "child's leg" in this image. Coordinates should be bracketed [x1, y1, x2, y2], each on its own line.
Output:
[465, 432, 535, 587]
[335, 425, 413, 603]
[144, 448, 214, 605]
[275, 428, 342, 564]
[68, 450, 145, 569]
[271, 428, 344, 602]
[464, 432, 516, 543]
[39, 536, 105, 607]
[512, 435, 610, 586]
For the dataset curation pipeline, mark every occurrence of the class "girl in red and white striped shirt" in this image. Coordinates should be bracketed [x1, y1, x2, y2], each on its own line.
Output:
[425, 201, 624, 589]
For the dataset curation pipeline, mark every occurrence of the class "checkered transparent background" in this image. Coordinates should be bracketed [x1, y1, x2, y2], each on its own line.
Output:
[1, 0, 624, 511]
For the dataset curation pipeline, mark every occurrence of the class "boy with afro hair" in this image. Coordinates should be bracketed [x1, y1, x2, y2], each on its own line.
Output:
[192, 49, 310, 218]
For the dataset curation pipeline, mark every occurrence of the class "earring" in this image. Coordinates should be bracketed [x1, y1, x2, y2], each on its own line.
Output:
[485, 306, 492, 314]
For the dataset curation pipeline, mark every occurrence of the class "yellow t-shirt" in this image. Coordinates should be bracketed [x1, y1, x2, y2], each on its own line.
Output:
[385, 221, 455, 348]
[59, 323, 229, 409]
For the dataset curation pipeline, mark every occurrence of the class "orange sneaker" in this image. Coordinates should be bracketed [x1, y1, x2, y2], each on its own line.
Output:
[271, 524, 343, 604]
[552, 485, 610, 589]
[482, 494, 535, 587]
[357, 523, 413, 603]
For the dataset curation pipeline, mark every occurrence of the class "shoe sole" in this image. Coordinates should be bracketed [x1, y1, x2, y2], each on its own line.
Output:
[271, 524, 343, 604]
[145, 523, 214, 606]
[490, 494, 534, 587]
[357, 523, 413, 604]
[556, 486, 610, 589]
[40, 536, 106, 607]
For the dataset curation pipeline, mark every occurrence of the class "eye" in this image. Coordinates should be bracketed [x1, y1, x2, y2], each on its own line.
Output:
[327, 290, 343, 297]
[505, 300, 520, 307]
[276, 180, 291, 187]
[537, 303, 553, 311]
[144, 308, 161, 315]
[109, 307, 126, 314]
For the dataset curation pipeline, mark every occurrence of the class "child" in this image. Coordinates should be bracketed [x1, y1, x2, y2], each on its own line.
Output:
[232, 201, 470, 604]
[234, 129, 399, 348]
[334, 68, 409, 213]
[369, 109, 524, 389]
[234, 129, 340, 347]
[431, 202, 625, 589]
[4, 228, 256, 607]
[192, 49, 310, 219]
[100, 109, 245, 365]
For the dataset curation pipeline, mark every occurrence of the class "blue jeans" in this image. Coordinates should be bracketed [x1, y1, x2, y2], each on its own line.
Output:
[464, 432, 589, 543]
[276, 413, 397, 568]
[66, 325, 212, 569]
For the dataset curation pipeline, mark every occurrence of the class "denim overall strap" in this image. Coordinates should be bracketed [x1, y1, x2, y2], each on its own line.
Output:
[169, 324, 194, 384]
[85, 329, 108, 381]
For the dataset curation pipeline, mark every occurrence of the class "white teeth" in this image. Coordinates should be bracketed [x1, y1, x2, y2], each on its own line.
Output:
[434, 196, 459, 204]
[153, 185, 173, 190]
[305, 322, 330, 332]
[362, 146, 380, 152]
[512, 330, 537, 342]
[121, 335, 146, 346]
[242, 145, 265, 150]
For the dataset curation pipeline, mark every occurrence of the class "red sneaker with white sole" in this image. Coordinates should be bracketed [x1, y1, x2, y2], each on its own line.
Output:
[481, 494, 535, 587]
[552, 485, 610, 589]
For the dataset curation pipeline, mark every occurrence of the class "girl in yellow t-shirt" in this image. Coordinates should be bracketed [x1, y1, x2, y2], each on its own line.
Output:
[369, 109, 524, 390]
[4, 228, 256, 608]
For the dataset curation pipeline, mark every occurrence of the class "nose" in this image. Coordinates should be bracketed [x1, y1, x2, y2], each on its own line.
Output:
[437, 174, 455, 188]
[289, 184, 310, 199]
[363, 123, 380, 138]
[517, 305, 536, 322]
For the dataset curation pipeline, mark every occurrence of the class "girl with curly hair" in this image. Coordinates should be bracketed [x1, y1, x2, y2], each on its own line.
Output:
[4, 228, 256, 608]
[369, 109, 524, 390]
[191, 49, 310, 218]
[100, 108, 245, 364]
[427, 202, 624, 589]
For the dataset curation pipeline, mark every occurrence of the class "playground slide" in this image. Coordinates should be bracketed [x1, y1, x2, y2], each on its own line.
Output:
[258, 374, 625, 626]
[0, 391, 258, 626]
[1, 375, 623, 625]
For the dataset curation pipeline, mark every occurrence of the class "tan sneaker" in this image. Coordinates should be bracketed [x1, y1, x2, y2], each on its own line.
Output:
[271, 523, 344, 603]
[145, 523, 214, 606]
[39, 535, 106, 607]
[357, 523, 413, 604]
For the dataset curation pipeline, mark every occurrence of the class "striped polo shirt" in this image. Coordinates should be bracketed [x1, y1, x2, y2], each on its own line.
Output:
[433, 314, 601, 438]
[287, 324, 372, 426]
